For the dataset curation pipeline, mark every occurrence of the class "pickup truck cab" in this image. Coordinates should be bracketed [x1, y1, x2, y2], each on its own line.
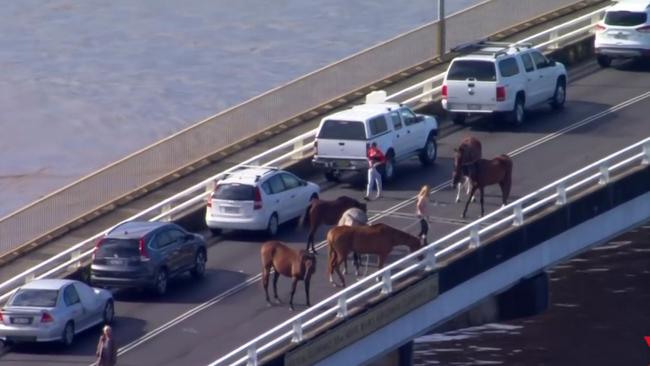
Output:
[442, 42, 567, 125]
[312, 92, 439, 182]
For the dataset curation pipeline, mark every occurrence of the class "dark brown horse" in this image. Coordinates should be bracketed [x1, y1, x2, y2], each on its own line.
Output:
[302, 195, 366, 253]
[452, 136, 483, 203]
[326, 224, 422, 287]
[456, 154, 513, 218]
[260, 241, 316, 311]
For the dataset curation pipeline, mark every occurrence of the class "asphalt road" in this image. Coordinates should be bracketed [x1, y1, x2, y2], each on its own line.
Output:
[1, 59, 649, 365]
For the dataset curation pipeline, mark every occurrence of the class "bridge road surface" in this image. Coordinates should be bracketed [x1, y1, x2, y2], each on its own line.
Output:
[1, 60, 649, 365]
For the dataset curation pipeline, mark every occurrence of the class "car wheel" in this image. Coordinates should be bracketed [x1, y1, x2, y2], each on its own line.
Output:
[510, 96, 525, 126]
[103, 300, 115, 325]
[154, 269, 168, 296]
[266, 213, 279, 237]
[551, 79, 566, 110]
[419, 136, 437, 165]
[597, 55, 611, 68]
[61, 322, 74, 347]
[452, 113, 466, 125]
[324, 170, 339, 182]
[209, 228, 222, 237]
[190, 250, 207, 279]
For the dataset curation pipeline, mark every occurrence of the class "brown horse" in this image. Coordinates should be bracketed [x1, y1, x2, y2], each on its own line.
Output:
[260, 241, 316, 311]
[302, 195, 366, 253]
[459, 155, 513, 218]
[452, 136, 483, 203]
[326, 223, 422, 287]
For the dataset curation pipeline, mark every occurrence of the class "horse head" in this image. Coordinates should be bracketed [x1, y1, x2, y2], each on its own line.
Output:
[298, 250, 317, 280]
[451, 146, 466, 188]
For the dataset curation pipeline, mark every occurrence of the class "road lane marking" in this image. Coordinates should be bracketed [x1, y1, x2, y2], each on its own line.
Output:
[110, 89, 650, 360]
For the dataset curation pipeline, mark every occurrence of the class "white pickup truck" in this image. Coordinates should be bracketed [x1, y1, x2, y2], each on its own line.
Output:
[442, 42, 567, 125]
[312, 93, 439, 182]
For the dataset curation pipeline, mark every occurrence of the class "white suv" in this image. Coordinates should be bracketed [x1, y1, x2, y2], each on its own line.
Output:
[441, 42, 567, 125]
[312, 92, 439, 182]
[594, 0, 650, 67]
[205, 167, 319, 237]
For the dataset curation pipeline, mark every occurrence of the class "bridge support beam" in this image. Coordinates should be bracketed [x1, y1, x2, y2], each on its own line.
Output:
[498, 271, 549, 320]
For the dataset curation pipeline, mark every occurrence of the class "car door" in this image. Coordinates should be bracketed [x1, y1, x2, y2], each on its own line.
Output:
[519, 52, 543, 105]
[530, 50, 556, 101]
[399, 108, 425, 154]
[63, 284, 88, 331]
[152, 230, 182, 274]
[280, 172, 307, 219]
[167, 227, 194, 270]
[265, 174, 289, 223]
[387, 111, 407, 157]
[73, 282, 103, 326]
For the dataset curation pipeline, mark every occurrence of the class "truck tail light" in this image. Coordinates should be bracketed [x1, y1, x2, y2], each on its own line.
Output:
[441, 84, 448, 100]
[594, 23, 607, 33]
[253, 187, 263, 210]
[496, 86, 506, 102]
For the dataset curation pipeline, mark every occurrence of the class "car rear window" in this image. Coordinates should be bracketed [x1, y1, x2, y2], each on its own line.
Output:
[604, 11, 647, 26]
[214, 183, 255, 200]
[9, 289, 59, 307]
[96, 238, 140, 258]
[447, 60, 496, 81]
[317, 120, 366, 140]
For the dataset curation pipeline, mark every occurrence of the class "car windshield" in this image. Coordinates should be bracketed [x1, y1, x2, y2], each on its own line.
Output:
[447, 60, 497, 81]
[96, 238, 140, 258]
[604, 11, 647, 26]
[214, 183, 255, 200]
[317, 120, 366, 140]
[9, 289, 59, 307]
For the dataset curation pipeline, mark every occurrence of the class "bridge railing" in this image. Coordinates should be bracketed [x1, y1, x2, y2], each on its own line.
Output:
[0, 3, 608, 304]
[209, 136, 650, 366]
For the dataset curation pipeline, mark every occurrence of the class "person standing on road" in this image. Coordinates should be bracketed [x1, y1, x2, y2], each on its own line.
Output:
[96, 325, 117, 366]
[365, 142, 385, 201]
[416, 185, 431, 245]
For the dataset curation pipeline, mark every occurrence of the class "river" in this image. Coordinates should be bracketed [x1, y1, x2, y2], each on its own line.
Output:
[0, 0, 480, 218]
[413, 221, 650, 366]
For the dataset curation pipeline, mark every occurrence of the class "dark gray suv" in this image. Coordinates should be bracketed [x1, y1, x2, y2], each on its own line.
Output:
[90, 221, 207, 295]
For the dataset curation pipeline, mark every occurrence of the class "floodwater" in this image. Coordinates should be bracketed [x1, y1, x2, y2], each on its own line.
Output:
[413, 221, 650, 366]
[0, 0, 478, 218]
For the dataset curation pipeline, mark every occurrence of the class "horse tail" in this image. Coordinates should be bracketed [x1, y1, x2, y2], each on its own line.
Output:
[327, 230, 336, 277]
[301, 201, 314, 228]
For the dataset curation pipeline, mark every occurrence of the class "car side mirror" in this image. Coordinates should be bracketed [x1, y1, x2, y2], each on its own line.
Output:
[416, 115, 425, 122]
[547, 59, 556, 67]
[301, 180, 307, 186]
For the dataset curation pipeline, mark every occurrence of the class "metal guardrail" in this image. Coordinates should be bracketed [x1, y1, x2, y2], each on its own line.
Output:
[0, 3, 608, 305]
[0, 0, 602, 259]
[209, 136, 650, 366]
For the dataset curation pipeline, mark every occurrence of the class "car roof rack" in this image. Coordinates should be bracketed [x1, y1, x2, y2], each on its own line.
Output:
[452, 40, 533, 57]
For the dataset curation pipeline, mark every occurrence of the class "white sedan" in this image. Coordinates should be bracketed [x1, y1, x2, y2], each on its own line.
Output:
[0, 279, 114, 346]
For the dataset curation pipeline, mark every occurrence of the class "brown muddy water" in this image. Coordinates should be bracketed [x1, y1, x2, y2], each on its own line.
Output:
[414, 221, 650, 366]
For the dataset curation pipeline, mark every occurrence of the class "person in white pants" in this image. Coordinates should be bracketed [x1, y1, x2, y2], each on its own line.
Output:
[365, 142, 385, 201]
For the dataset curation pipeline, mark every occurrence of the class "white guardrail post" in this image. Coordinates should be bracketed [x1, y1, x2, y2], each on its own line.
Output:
[246, 344, 258, 366]
[470, 225, 480, 248]
[556, 182, 567, 205]
[643, 141, 650, 165]
[336, 294, 348, 318]
[291, 319, 303, 343]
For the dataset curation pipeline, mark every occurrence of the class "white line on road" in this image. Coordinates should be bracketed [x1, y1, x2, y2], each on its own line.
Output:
[109, 89, 650, 361]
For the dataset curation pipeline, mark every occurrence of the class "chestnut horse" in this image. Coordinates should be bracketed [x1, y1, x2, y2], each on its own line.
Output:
[260, 241, 316, 311]
[326, 223, 421, 287]
[457, 154, 513, 218]
[302, 195, 366, 253]
[452, 136, 483, 203]
[337, 207, 368, 276]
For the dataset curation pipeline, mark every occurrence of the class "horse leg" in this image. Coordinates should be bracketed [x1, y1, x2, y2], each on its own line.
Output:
[304, 278, 311, 307]
[354, 252, 361, 277]
[467, 177, 476, 202]
[272, 269, 281, 303]
[334, 252, 347, 287]
[328, 248, 338, 285]
[462, 186, 477, 219]
[342, 252, 348, 275]
[455, 182, 461, 203]
[289, 278, 298, 311]
[262, 268, 271, 305]
[375, 255, 386, 282]
[480, 187, 485, 217]
[306, 228, 315, 253]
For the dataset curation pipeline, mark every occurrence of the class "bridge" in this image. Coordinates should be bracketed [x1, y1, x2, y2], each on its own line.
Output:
[2, 0, 649, 365]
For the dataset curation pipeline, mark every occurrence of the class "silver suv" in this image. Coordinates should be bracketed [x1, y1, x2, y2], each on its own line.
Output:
[90, 221, 207, 295]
